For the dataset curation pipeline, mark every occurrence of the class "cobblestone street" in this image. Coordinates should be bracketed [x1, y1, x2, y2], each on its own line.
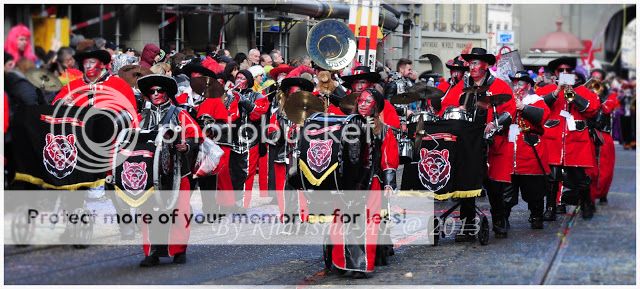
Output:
[5, 146, 635, 285]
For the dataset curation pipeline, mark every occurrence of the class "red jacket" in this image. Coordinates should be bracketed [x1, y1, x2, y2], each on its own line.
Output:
[371, 126, 399, 186]
[197, 97, 240, 123]
[438, 77, 516, 182]
[510, 94, 551, 175]
[381, 100, 400, 129]
[437, 81, 450, 93]
[327, 104, 345, 115]
[380, 127, 399, 172]
[536, 84, 600, 167]
[52, 75, 138, 121]
[600, 91, 619, 116]
[176, 108, 202, 141]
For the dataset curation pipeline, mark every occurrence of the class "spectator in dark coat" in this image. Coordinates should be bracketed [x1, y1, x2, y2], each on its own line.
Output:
[4, 55, 42, 121]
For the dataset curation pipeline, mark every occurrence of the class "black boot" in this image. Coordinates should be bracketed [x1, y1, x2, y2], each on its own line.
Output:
[529, 216, 544, 229]
[543, 205, 556, 221]
[352, 272, 368, 279]
[581, 200, 595, 220]
[140, 255, 160, 267]
[556, 203, 567, 214]
[375, 244, 389, 266]
[492, 217, 508, 239]
[173, 252, 187, 264]
[504, 209, 512, 230]
[599, 197, 608, 204]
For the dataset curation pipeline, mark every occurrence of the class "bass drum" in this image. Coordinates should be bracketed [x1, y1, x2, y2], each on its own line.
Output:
[110, 126, 181, 212]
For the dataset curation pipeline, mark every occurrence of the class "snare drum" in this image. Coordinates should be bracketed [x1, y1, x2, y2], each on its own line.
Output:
[442, 107, 471, 121]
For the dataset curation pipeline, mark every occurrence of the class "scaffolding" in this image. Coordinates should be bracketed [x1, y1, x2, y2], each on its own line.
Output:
[156, 3, 400, 59]
[156, 4, 322, 58]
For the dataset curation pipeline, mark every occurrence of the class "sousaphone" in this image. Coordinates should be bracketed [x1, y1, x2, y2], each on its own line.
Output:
[307, 19, 357, 71]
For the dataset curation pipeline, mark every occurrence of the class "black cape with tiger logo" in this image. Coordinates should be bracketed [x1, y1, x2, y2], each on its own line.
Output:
[401, 119, 485, 200]
[9, 105, 117, 190]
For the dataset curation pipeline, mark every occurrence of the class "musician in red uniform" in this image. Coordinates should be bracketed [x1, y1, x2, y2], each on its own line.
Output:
[342, 66, 400, 129]
[490, 71, 551, 234]
[535, 57, 600, 220]
[437, 57, 468, 94]
[52, 48, 137, 114]
[585, 69, 618, 205]
[136, 74, 202, 266]
[195, 76, 241, 212]
[52, 48, 139, 240]
[229, 70, 269, 208]
[328, 87, 399, 278]
[438, 48, 516, 241]
[267, 76, 314, 218]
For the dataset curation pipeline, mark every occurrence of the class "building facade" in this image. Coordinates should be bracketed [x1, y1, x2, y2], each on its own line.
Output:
[512, 4, 624, 61]
[487, 4, 514, 55]
[411, 4, 488, 78]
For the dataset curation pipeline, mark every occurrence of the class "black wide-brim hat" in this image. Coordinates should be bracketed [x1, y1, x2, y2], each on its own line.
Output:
[461, 47, 496, 66]
[74, 48, 112, 71]
[181, 62, 217, 79]
[341, 66, 381, 87]
[509, 70, 534, 86]
[547, 57, 577, 73]
[137, 74, 179, 103]
[281, 77, 315, 93]
[445, 57, 469, 71]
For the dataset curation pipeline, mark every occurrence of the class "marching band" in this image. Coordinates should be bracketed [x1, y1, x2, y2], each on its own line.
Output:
[4, 18, 629, 279]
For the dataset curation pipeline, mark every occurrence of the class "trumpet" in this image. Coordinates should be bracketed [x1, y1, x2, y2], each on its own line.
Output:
[564, 85, 576, 103]
[585, 78, 604, 96]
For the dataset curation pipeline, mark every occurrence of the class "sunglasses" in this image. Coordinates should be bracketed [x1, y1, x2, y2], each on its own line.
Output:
[555, 68, 573, 73]
[151, 88, 165, 94]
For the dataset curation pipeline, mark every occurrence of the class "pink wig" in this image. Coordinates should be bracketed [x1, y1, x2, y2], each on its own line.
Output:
[4, 24, 37, 62]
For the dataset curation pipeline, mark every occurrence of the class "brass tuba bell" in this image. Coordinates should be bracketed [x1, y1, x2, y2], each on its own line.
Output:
[585, 78, 604, 96]
[306, 19, 357, 71]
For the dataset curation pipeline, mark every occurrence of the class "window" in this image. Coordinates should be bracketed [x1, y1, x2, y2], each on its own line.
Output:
[488, 23, 493, 31]
[435, 4, 440, 24]
[504, 24, 509, 30]
[496, 23, 501, 30]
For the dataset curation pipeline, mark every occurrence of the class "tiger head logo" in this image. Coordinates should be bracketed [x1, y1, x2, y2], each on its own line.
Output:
[121, 161, 148, 195]
[42, 133, 78, 179]
[307, 139, 333, 173]
[417, 148, 451, 192]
